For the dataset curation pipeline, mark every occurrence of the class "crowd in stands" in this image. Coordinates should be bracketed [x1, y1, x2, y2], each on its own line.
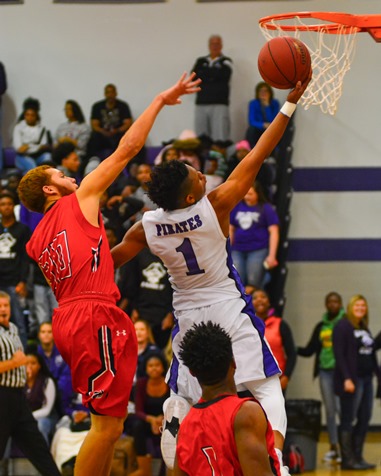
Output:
[1, 48, 381, 475]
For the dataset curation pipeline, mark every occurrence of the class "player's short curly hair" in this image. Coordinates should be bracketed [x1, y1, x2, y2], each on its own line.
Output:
[18, 165, 52, 213]
[178, 321, 233, 386]
[147, 160, 190, 211]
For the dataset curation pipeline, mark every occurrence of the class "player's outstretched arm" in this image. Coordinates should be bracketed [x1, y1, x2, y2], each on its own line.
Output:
[234, 401, 275, 476]
[208, 72, 311, 233]
[111, 221, 148, 268]
[77, 73, 201, 203]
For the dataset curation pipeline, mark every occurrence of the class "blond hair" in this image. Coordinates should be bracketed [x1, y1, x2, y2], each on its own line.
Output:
[18, 165, 52, 213]
[134, 319, 156, 345]
[346, 294, 369, 329]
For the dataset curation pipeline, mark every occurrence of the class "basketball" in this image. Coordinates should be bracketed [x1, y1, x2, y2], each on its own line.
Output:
[257, 36, 311, 89]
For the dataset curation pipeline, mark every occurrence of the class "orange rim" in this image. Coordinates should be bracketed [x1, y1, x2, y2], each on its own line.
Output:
[259, 12, 363, 34]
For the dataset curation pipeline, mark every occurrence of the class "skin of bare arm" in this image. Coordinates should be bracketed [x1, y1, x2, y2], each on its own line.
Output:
[265, 224, 279, 269]
[75, 73, 201, 227]
[111, 221, 148, 269]
[234, 400, 275, 476]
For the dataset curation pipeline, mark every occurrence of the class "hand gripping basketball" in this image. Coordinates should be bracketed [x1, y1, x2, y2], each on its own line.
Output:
[258, 37, 311, 89]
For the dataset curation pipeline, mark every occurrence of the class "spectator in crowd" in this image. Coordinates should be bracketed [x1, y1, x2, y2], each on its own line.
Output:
[0, 191, 31, 348]
[172, 131, 203, 171]
[162, 146, 180, 163]
[119, 249, 174, 349]
[203, 149, 225, 193]
[0, 291, 61, 476]
[13, 102, 52, 174]
[225, 140, 275, 201]
[333, 294, 380, 470]
[107, 153, 142, 195]
[192, 35, 233, 141]
[134, 319, 164, 381]
[16, 97, 40, 122]
[55, 100, 90, 162]
[37, 321, 73, 416]
[103, 163, 155, 236]
[229, 180, 279, 294]
[87, 83, 133, 162]
[130, 354, 170, 476]
[25, 351, 59, 444]
[51, 392, 91, 476]
[124, 319, 164, 438]
[128, 163, 157, 223]
[154, 131, 203, 171]
[246, 82, 280, 149]
[2, 170, 22, 205]
[101, 189, 144, 242]
[297, 291, 344, 464]
[52, 142, 81, 179]
[153, 145, 180, 166]
[208, 139, 232, 179]
[252, 289, 297, 395]
[225, 139, 251, 177]
[174, 321, 279, 476]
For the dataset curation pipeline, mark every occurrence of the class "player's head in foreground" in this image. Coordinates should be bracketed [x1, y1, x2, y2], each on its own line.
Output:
[178, 321, 235, 387]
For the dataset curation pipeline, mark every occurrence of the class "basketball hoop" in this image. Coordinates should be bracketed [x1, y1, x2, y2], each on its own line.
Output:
[259, 12, 381, 114]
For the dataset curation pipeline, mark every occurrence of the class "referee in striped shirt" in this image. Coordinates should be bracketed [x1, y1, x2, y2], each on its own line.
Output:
[0, 291, 61, 476]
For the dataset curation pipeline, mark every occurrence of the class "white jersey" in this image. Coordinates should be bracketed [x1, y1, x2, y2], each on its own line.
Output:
[143, 196, 282, 420]
[142, 196, 241, 311]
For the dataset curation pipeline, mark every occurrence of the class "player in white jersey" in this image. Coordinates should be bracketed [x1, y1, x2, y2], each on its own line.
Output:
[112, 73, 311, 472]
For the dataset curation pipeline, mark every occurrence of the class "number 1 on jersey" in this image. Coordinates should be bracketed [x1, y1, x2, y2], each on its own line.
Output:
[176, 238, 205, 276]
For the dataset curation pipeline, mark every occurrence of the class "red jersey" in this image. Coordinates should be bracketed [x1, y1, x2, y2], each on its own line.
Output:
[176, 394, 280, 476]
[26, 194, 120, 303]
[26, 194, 137, 418]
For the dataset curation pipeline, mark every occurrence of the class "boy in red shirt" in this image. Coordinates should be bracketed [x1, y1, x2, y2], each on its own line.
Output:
[174, 321, 280, 476]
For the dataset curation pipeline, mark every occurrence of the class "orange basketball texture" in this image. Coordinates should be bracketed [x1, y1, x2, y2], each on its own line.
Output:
[258, 37, 311, 89]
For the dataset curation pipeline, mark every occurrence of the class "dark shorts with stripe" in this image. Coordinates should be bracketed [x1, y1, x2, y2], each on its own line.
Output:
[53, 294, 137, 418]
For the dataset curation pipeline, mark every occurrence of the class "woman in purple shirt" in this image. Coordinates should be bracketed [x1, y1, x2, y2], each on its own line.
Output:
[229, 180, 279, 294]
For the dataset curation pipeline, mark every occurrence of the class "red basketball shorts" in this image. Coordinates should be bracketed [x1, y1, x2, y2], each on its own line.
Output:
[52, 295, 137, 418]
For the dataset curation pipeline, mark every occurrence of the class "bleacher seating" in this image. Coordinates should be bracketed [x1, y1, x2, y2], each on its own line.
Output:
[1, 145, 163, 179]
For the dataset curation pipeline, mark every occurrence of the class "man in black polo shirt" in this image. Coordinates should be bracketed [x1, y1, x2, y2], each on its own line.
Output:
[88, 83, 133, 161]
[0, 291, 61, 476]
[192, 35, 233, 141]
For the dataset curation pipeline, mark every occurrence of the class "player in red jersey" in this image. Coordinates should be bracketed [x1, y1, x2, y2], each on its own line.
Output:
[17, 72, 201, 476]
[174, 321, 280, 476]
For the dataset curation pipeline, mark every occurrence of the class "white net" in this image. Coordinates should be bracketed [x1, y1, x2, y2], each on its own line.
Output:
[260, 16, 359, 115]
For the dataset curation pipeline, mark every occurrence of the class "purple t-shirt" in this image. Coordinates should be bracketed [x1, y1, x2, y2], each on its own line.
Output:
[230, 201, 279, 252]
